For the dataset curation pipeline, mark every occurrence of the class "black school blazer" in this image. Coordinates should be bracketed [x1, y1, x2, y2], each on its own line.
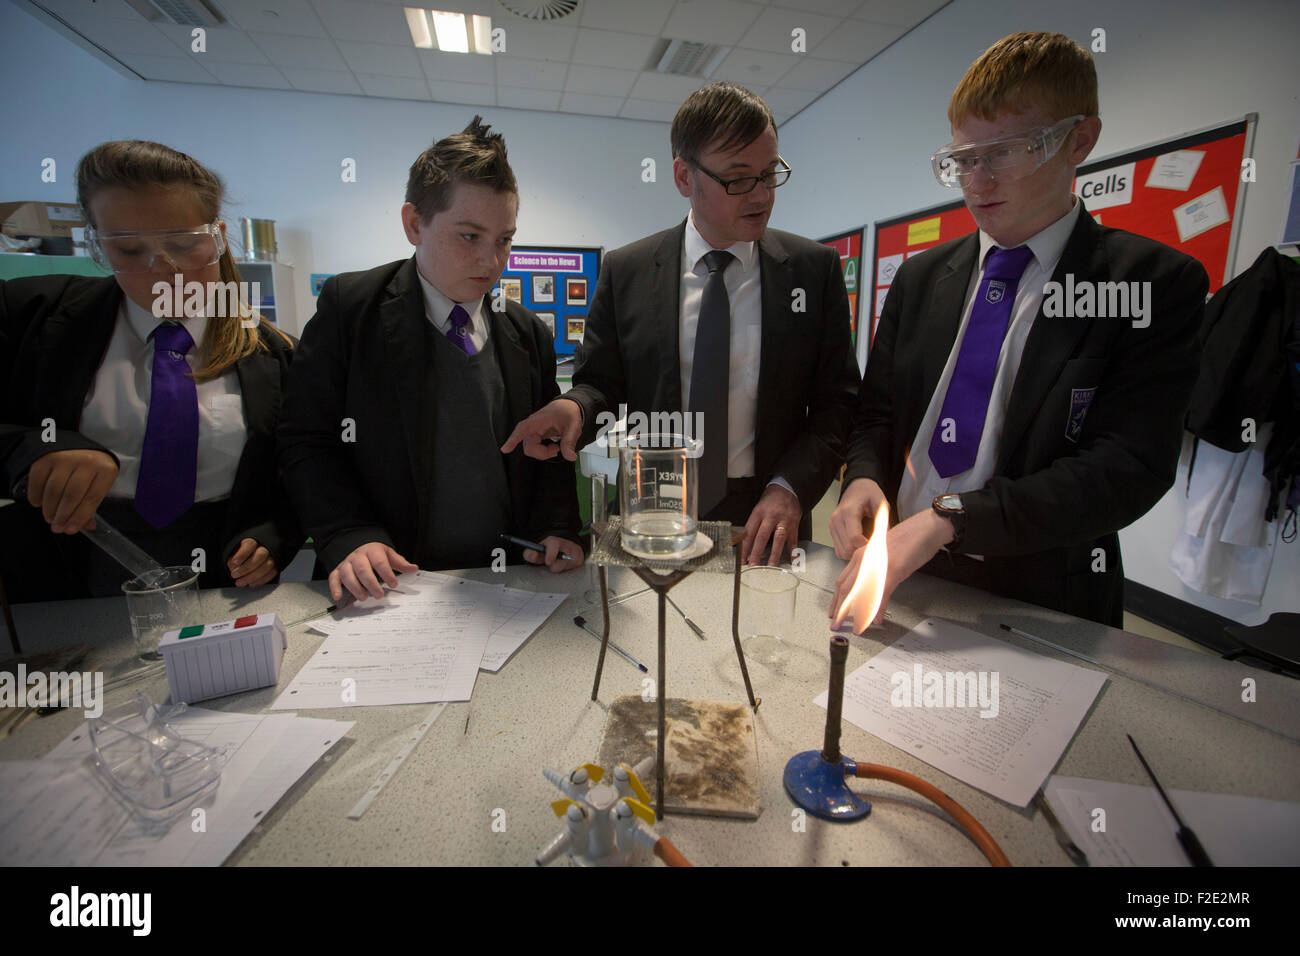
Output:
[0, 273, 303, 577]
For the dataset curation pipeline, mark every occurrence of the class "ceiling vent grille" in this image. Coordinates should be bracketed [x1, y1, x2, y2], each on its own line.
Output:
[499, 0, 579, 21]
[655, 39, 728, 78]
[124, 0, 225, 27]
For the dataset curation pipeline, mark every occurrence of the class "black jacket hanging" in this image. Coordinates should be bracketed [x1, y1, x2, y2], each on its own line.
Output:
[1186, 246, 1300, 522]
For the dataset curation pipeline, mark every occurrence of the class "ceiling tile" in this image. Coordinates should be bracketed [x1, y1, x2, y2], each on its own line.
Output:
[558, 92, 625, 116]
[355, 73, 432, 99]
[153, 24, 271, 64]
[248, 32, 348, 69]
[114, 53, 217, 83]
[570, 28, 659, 70]
[774, 0, 860, 15]
[578, 0, 674, 36]
[711, 46, 797, 87]
[735, 6, 842, 54]
[495, 56, 567, 90]
[496, 86, 562, 110]
[661, 0, 763, 47]
[309, 0, 413, 45]
[438, 0, 494, 13]
[628, 70, 704, 104]
[281, 67, 365, 94]
[201, 61, 293, 88]
[428, 80, 496, 106]
[777, 55, 856, 91]
[56, 14, 177, 56]
[851, 0, 949, 28]
[36, 0, 143, 19]
[492, 17, 577, 62]
[420, 50, 497, 83]
[564, 64, 637, 97]
[619, 98, 678, 123]
[812, 17, 902, 61]
[760, 85, 820, 114]
[337, 41, 423, 77]
[218, 0, 328, 38]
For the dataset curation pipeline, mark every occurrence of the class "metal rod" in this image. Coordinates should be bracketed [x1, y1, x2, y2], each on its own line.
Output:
[821, 635, 850, 763]
[657, 590, 667, 818]
[589, 567, 611, 700]
[730, 546, 759, 709]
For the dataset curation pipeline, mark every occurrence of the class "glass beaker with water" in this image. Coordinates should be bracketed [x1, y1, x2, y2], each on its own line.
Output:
[618, 431, 702, 557]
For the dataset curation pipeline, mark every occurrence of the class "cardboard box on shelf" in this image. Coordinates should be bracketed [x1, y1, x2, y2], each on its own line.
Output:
[0, 201, 85, 239]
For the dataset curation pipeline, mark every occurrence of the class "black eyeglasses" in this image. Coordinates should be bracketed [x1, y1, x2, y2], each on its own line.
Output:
[691, 156, 792, 195]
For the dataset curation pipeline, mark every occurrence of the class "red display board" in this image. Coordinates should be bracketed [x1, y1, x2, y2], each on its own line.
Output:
[819, 226, 863, 342]
[868, 118, 1253, 349]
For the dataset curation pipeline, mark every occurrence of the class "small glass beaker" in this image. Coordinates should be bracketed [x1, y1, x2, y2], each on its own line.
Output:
[740, 566, 798, 664]
[618, 431, 702, 557]
[121, 566, 202, 661]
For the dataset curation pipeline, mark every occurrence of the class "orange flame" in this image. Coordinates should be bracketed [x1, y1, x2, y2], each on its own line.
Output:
[833, 502, 889, 635]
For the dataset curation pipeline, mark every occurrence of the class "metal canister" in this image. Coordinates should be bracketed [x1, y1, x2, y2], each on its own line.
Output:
[240, 218, 277, 261]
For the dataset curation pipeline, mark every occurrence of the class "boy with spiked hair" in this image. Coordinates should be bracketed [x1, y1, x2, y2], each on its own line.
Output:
[280, 117, 582, 602]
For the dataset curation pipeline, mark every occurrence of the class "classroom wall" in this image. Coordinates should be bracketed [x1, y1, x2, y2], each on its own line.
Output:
[0, 0, 684, 334]
[2, 0, 1296, 625]
[776, 0, 1300, 625]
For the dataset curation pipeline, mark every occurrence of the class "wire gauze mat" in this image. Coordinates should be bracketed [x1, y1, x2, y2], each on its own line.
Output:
[589, 517, 736, 574]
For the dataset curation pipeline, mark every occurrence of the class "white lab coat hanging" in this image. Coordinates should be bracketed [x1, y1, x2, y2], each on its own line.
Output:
[1170, 426, 1278, 604]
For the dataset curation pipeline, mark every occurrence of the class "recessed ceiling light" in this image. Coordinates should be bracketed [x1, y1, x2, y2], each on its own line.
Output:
[431, 11, 468, 54]
[404, 8, 433, 49]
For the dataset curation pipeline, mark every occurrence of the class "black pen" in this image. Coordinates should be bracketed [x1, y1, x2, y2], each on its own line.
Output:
[500, 533, 573, 560]
[1127, 735, 1214, 867]
[573, 615, 647, 672]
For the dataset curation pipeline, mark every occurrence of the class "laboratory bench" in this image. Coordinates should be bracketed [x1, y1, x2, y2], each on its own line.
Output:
[2, 544, 1297, 867]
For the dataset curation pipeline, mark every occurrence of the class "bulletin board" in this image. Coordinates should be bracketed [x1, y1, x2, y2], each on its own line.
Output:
[818, 226, 864, 343]
[868, 115, 1257, 349]
[496, 244, 601, 359]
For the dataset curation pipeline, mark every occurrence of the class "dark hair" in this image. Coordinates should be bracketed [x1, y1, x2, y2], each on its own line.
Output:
[75, 140, 288, 379]
[671, 81, 775, 163]
[405, 115, 517, 222]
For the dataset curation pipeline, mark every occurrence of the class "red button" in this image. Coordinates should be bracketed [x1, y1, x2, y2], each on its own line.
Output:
[234, 615, 258, 628]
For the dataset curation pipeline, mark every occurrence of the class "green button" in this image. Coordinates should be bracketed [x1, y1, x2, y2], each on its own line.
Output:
[179, 625, 204, 639]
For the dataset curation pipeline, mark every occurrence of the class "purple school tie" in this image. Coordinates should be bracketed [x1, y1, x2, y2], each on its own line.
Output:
[447, 304, 477, 356]
[135, 322, 198, 529]
[928, 245, 1035, 478]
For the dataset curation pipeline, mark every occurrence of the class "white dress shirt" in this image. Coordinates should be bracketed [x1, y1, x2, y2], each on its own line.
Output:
[80, 295, 245, 502]
[897, 199, 1082, 525]
[679, 210, 762, 479]
[417, 267, 490, 352]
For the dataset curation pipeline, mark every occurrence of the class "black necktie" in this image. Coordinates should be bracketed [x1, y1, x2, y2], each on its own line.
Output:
[689, 249, 733, 516]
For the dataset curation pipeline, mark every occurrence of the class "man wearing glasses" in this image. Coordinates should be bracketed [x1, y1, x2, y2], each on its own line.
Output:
[504, 81, 860, 565]
[830, 32, 1207, 629]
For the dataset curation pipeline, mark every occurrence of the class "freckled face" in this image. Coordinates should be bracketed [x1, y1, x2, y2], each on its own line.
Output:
[953, 106, 1084, 247]
[402, 182, 517, 304]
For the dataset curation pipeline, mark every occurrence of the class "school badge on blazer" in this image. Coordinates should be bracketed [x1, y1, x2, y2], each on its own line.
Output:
[1066, 386, 1097, 442]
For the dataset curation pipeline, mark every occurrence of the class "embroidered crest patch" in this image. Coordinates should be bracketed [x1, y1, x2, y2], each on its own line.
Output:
[1066, 386, 1097, 443]
[985, 279, 1006, 304]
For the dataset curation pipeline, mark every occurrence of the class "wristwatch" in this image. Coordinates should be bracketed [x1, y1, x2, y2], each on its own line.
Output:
[932, 493, 966, 548]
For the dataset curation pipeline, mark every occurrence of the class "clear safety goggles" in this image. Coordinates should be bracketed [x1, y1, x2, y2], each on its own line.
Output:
[931, 115, 1084, 187]
[86, 221, 225, 274]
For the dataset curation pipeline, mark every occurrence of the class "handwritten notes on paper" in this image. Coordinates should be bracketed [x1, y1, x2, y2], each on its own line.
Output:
[280, 571, 567, 709]
[815, 619, 1107, 806]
